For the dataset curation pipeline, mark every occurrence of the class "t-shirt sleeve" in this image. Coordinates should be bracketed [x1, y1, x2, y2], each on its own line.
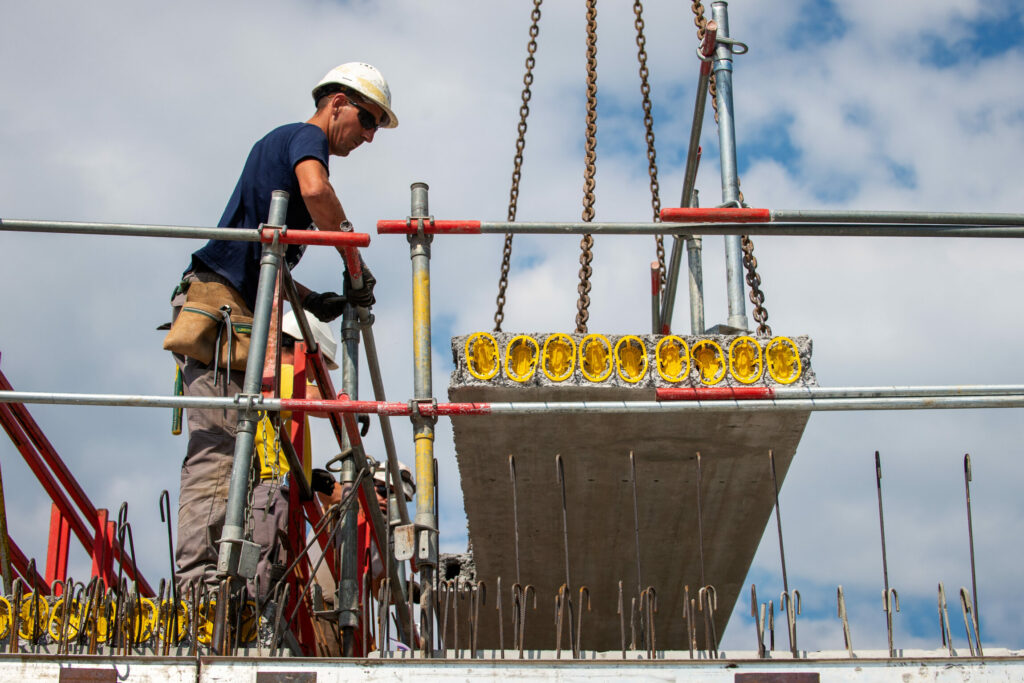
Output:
[288, 124, 330, 173]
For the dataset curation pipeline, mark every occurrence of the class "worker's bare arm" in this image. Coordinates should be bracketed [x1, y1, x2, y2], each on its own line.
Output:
[295, 158, 350, 259]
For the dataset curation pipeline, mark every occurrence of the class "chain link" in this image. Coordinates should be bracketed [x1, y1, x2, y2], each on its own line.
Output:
[692, 1, 770, 335]
[493, 0, 543, 333]
[576, 0, 599, 334]
[741, 234, 771, 337]
[633, 0, 664, 291]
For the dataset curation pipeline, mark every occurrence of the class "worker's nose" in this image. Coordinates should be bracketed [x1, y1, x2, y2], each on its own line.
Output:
[362, 127, 377, 144]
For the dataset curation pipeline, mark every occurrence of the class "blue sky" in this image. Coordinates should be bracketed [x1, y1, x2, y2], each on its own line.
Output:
[1, 0, 1023, 655]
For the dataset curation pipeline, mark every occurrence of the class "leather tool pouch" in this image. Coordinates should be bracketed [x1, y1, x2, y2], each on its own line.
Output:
[162, 281, 253, 370]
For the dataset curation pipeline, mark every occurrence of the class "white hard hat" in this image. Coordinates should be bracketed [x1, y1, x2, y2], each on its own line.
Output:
[313, 62, 398, 129]
[282, 309, 339, 370]
[371, 459, 416, 501]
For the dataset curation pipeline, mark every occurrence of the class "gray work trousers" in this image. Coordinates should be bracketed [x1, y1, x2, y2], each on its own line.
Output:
[172, 269, 247, 591]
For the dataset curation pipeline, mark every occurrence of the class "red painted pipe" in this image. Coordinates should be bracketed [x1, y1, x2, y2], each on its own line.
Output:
[259, 227, 371, 247]
[659, 207, 770, 223]
[377, 219, 482, 235]
[283, 396, 495, 417]
[0, 371, 153, 594]
[0, 370, 99, 525]
[0, 403, 95, 553]
[700, 22, 719, 75]
[656, 386, 775, 401]
[8, 537, 50, 595]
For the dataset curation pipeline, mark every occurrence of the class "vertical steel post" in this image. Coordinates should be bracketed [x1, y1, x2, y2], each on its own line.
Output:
[710, 1, 748, 331]
[686, 235, 705, 334]
[409, 182, 438, 654]
[217, 190, 289, 579]
[337, 306, 360, 654]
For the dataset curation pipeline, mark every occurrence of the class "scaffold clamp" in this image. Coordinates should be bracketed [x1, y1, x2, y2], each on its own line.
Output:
[233, 392, 264, 413]
[408, 398, 438, 425]
[405, 215, 435, 242]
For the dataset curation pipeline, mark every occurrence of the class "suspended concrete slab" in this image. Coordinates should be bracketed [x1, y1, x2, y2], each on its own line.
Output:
[447, 332, 815, 652]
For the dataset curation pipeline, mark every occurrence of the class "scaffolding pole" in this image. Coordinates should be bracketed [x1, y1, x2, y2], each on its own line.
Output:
[408, 182, 439, 656]
[0, 218, 371, 246]
[710, 1, 747, 331]
[661, 20, 716, 336]
[377, 219, 1024, 238]
[5, 385, 1024, 414]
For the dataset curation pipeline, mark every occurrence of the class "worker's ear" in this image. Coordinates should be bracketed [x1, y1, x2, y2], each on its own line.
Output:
[332, 92, 348, 117]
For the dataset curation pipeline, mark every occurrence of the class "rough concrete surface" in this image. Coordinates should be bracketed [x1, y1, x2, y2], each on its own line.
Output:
[446, 333, 814, 652]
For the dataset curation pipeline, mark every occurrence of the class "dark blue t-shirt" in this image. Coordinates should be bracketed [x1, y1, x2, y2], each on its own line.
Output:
[189, 123, 330, 309]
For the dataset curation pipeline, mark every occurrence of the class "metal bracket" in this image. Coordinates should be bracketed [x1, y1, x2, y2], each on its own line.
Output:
[233, 392, 264, 413]
[404, 215, 435, 239]
[216, 537, 260, 579]
[394, 523, 416, 561]
[716, 36, 749, 55]
[408, 398, 438, 426]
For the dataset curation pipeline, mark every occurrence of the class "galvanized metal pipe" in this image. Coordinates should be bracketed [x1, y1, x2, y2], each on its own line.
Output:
[217, 190, 289, 580]
[664, 207, 1024, 225]
[0, 218, 371, 246]
[380, 219, 1024, 238]
[6, 382, 1024, 409]
[337, 305, 360, 649]
[358, 318, 410, 525]
[9, 389, 1024, 416]
[409, 181, 438, 655]
[710, 1, 747, 331]
[686, 235, 705, 334]
[661, 22, 717, 335]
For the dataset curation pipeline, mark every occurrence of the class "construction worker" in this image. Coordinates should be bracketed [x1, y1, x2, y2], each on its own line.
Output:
[313, 457, 416, 653]
[165, 62, 398, 590]
[250, 309, 338, 603]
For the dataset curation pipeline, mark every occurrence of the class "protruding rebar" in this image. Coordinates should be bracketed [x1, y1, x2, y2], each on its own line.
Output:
[695, 452, 707, 588]
[751, 584, 765, 658]
[837, 585, 853, 657]
[938, 582, 953, 656]
[875, 451, 898, 657]
[555, 454, 575, 653]
[963, 453, 982, 655]
[629, 451, 645, 649]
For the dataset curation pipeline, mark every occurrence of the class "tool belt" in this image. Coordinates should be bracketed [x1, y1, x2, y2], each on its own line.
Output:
[162, 280, 253, 370]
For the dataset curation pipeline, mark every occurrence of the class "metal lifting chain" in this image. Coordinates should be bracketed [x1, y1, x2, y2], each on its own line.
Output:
[741, 230, 771, 336]
[576, 0, 599, 334]
[633, 0, 664, 291]
[692, 0, 771, 336]
[493, 0, 543, 333]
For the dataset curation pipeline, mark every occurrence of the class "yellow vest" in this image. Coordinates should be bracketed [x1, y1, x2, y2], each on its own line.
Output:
[254, 364, 312, 482]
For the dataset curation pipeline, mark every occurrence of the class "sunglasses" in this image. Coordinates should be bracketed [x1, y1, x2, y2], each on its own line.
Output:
[348, 98, 384, 131]
[374, 483, 390, 498]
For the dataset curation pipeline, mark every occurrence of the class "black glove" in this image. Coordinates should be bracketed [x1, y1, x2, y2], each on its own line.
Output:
[358, 414, 371, 437]
[303, 291, 347, 322]
[344, 257, 376, 308]
[311, 468, 336, 496]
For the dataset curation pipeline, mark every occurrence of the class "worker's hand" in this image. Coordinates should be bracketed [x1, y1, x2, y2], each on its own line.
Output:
[358, 414, 371, 436]
[344, 258, 376, 308]
[311, 468, 336, 496]
[303, 291, 347, 322]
